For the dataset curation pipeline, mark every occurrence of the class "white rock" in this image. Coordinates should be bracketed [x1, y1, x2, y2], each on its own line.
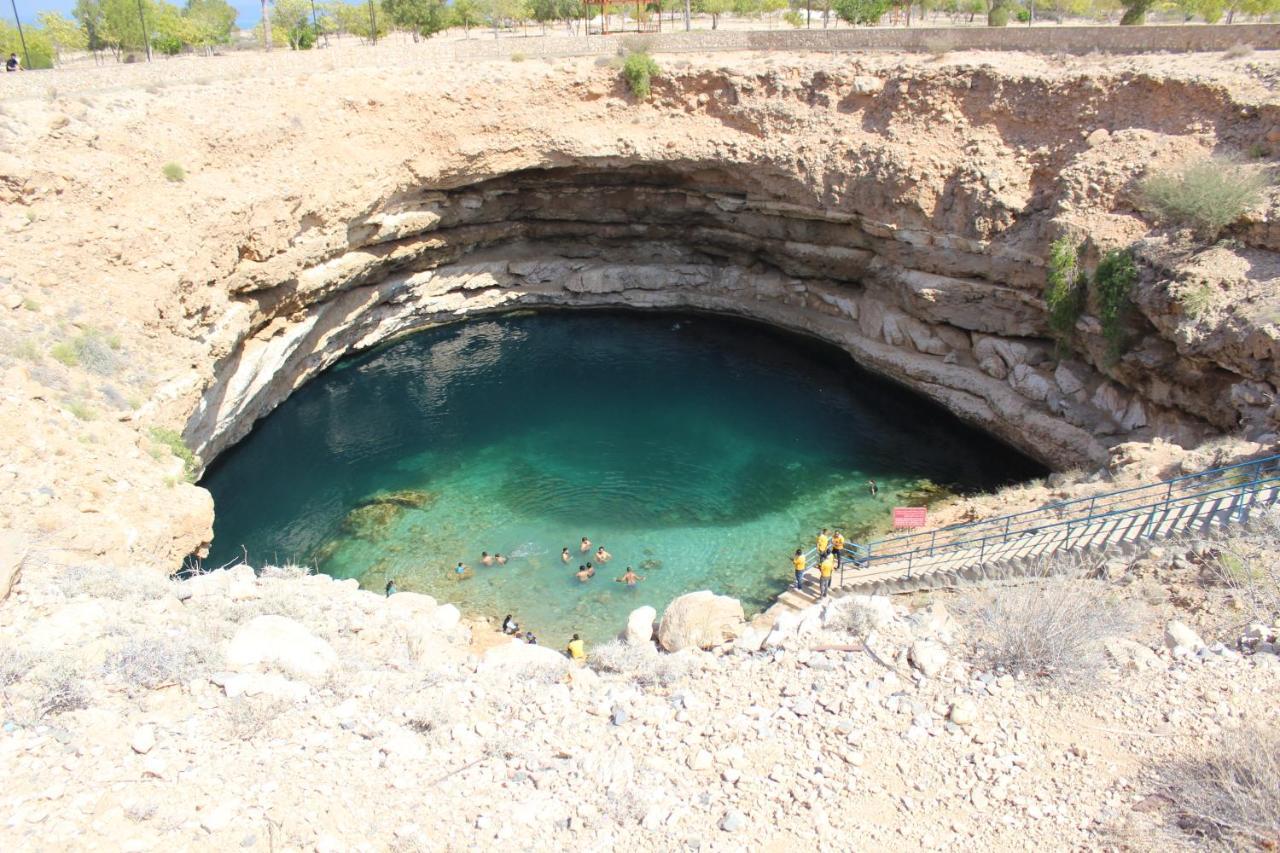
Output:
[909, 640, 948, 678]
[1054, 363, 1086, 397]
[623, 606, 657, 646]
[225, 615, 337, 679]
[948, 698, 978, 727]
[658, 591, 745, 652]
[428, 603, 461, 632]
[130, 726, 156, 755]
[719, 809, 747, 832]
[688, 748, 713, 771]
[1103, 637, 1161, 670]
[1164, 620, 1205, 651]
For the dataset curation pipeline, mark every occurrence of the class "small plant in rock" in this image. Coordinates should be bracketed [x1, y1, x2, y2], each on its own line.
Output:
[1139, 157, 1269, 241]
[509, 52, 525, 62]
[827, 603, 875, 636]
[1177, 281, 1216, 320]
[588, 640, 689, 686]
[622, 50, 661, 101]
[1093, 248, 1137, 362]
[148, 426, 199, 482]
[1160, 724, 1280, 849]
[1044, 236, 1087, 351]
[49, 328, 122, 375]
[162, 162, 186, 183]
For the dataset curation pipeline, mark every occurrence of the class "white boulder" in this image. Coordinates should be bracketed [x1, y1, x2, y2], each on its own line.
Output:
[1164, 620, 1205, 652]
[226, 615, 337, 679]
[623, 606, 657, 646]
[658, 591, 746, 652]
[909, 640, 949, 678]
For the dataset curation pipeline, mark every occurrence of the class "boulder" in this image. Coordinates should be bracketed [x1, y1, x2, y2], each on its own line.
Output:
[1009, 363, 1053, 403]
[226, 615, 337, 679]
[658, 591, 746, 652]
[948, 698, 978, 727]
[1054, 363, 1087, 398]
[1164, 620, 1205, 652]
[480, 639, 570, 672]
[1103, 637, 1162, 670]
[0, 532, 25, 601]
[908, 640, 949, 678]
[428, 603, 461, 632]
[384, 591, 438, 616]
[623, 606, 657, 646]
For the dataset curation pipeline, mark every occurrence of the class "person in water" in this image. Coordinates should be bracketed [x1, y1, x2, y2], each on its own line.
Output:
[454, 561, 472, 580]
[502, 614, 519, 635]
[595, 546, 612, 563]
[791, 549, 806, 591]
[385, 578, 397, 597]
[481, 551, 493, 566]
[525, 631, 538, 645]
[868, 479, 879, 498]
[831, 530, 846, 569]
[566, 633, 586, 661]
[495, 553, 508, 566]
[580, 537, 591, 553]
[576, 563, 595, 582]
[562, 547, 571, 564]
[615, 567, 645, 586]
[818, 551, 836, 597]
[816, 528, 831, 557]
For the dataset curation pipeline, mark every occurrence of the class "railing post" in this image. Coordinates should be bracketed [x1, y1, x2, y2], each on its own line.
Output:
[979, 537, 986, 562]
[1087, 496, 1096, 518]
[1004, 516, 1010, 541]
[929, 530, 936, 557]
[907, 550, 913, 579]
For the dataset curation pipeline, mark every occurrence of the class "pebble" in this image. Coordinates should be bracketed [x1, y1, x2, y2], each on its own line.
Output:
[130, 727, 155, 755]
[719, 809, 746, 832]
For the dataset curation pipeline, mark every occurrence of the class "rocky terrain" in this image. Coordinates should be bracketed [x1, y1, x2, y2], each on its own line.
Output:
[2, 49, 1280, 567]
[2, 524, 1278, 852]
[3, 45, 1280, 852]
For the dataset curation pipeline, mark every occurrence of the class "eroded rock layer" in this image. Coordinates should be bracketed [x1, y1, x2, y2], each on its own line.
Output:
[2, 51, 1279, 565]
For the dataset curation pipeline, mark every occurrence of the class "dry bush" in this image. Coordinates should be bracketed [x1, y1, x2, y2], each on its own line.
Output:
[104, 633, 204, 692]
[1162, 725, 1280, 850]
[827, 603, 875, 636]
[0, 647, 30, 689]
[259, 563, 313, 580]
[34, 663, 89, 719]
[224, 697, 290, 741]
[56, 563, 170, 603]
[1139, 156, 1269, 241]
[588, 640, 690, 687]
[1222, 43, 1253, 60]
[1196, 509, 1280, 630]
[970, 567, 1133, 682]
[403, 694, 460, 739]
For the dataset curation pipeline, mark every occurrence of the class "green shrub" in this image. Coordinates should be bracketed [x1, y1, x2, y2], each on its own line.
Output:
[49, 329, 122, 375]
[65, 399, 97, 421]
[1178, 281, 1215, 319]
[149, 427, 199, 482]
[782, 9, 804, 26]
[1044, 237, 1088, 351]
[1139, 157, 1268, 241]
[622, 51, 661, 101]
[162, 162, 186, 183]
[510, 52, 526, 62]
[1094, 249, 1137, 361]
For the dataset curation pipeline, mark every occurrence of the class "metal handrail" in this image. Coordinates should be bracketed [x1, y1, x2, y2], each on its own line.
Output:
[856, 454, 1280, 565]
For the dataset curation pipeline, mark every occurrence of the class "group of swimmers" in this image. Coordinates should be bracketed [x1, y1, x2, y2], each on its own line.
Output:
[562, 536, 646, 587]
[792, 527, 848, 598]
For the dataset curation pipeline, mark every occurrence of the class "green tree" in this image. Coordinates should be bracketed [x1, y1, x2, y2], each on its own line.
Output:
[100, 0, 156, 58]
[987, 0, 1012, 24]
[73, 0, 108, 57]
[383, 0, 447, 38]
[833, 0, 890, 22]
[1, 21, 55, 68]
[37, 11, 88, 65]
[452, 0, 483, 32]
[274, 0, 316, 47]
[152, 2, 193, 54]
[185, 0, 236, 52]
[1117, 0, 1152, 22]
[695, 0, 732, 27]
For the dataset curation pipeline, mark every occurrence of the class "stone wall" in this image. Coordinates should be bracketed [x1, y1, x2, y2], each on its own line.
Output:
[453, 24, 1280, 60]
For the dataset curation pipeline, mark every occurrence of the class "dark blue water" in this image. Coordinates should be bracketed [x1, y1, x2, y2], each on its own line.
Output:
[202, 311, 1043, 641]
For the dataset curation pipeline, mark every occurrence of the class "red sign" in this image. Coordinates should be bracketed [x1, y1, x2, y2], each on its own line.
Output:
[893, 507, 927, 529]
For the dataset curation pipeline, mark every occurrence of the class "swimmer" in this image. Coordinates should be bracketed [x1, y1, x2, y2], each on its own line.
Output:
[868, 479, 879, 498]
[454, 561, 473, 580]
[615, 567, 645, 586]
[595, 546, 611, 563]
[481, 551, 493, 566]
[576, 563, 595, 582]
[495, 553, 507, 566]
[502, 614, 520, 635]
[580, 537, 591, 553]
[562, 547, 571, 563]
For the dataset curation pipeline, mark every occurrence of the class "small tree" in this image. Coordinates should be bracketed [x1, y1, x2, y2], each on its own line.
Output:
[622, 49, 660, 99]
[451, 0, 483, 33]
[833, 0, 891, 22]
[37, 12, 88, 66]
[1118, 0, 1153, 22]
[382, 0, 447, 39]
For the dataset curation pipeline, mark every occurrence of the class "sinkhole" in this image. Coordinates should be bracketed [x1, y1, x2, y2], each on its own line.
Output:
[201, 310, 1045, 642]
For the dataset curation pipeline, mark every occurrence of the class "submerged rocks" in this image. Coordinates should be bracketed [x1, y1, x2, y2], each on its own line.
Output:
[226, 615, 337, 679]
[658, 591, 746, 652]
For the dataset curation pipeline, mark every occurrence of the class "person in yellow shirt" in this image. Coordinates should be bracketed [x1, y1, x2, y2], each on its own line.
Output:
[791, 548, 806, 591]
[816, 528, 830, 555]
[567, 633, 586, 661]
[819, 552, 836, 597]
[831, 530, 846, 568]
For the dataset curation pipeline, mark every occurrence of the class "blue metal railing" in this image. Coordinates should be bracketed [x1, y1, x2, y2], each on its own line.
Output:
[798, 453, 1280, 589]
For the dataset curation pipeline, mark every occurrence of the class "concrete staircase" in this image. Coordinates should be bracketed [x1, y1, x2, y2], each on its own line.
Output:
[796, 454, 1280, 600]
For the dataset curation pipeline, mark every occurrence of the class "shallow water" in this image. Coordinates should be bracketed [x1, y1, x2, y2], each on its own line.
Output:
[202, 311, 1043, 644]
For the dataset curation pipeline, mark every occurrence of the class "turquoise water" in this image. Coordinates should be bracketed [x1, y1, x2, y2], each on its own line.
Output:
[202, 311, 1043, 643]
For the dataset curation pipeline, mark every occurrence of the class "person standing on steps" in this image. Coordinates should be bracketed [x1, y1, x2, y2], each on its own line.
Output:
[816, 528, 831, 557]
[791, 548, 806, 591]
[819, 551, 836, 597]
[567, 633, 586, 661]
[385, 578, 397, 597]
[831, 530, 846, 569]
[868, 479, 879, 498]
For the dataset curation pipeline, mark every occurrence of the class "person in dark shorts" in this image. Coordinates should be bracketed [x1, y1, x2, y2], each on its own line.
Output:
[5, 54, 20, 73]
